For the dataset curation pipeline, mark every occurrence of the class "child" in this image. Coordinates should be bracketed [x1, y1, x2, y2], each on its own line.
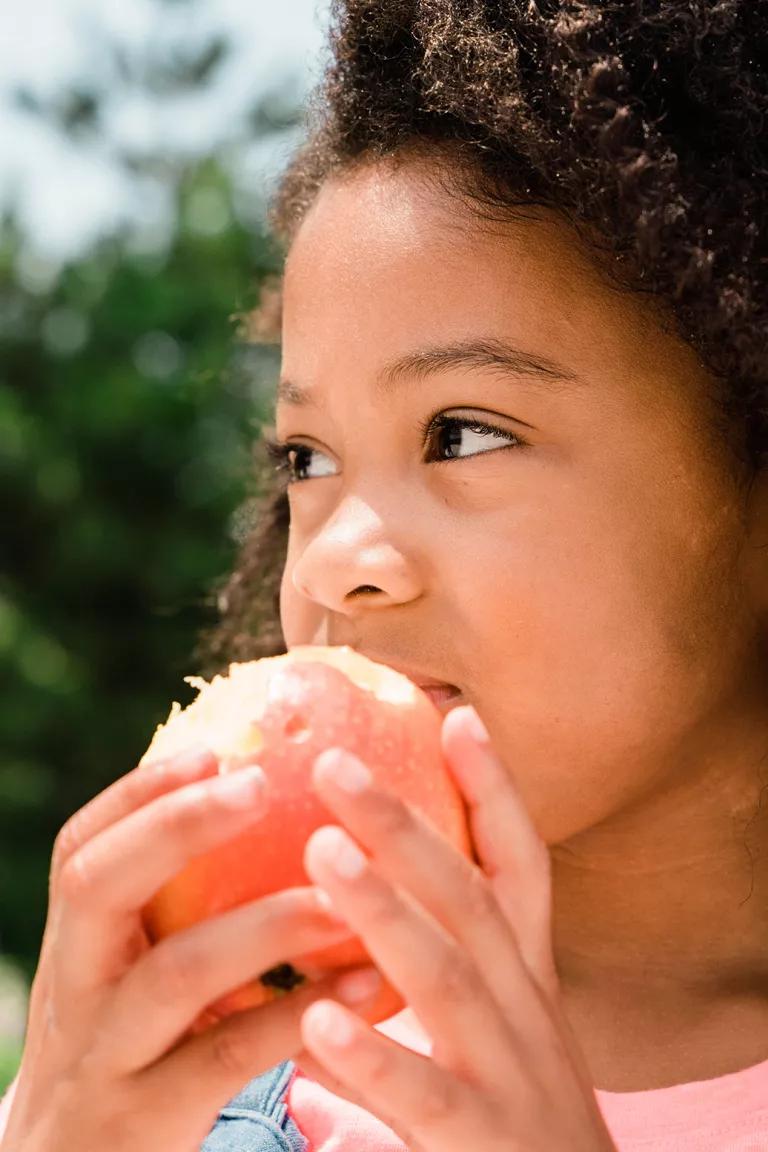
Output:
[2, 2, 767, 1150]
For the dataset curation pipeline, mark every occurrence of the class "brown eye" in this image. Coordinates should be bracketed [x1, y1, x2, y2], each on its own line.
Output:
[423, 415, 525, 461]
[264, 437, 337, 484]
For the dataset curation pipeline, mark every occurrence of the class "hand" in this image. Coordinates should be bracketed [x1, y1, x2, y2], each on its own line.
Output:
[1, 746, 392, 1152]
[296, 705, 618, 1152]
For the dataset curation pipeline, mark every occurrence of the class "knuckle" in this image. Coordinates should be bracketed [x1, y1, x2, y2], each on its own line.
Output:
[58, 847, 99, 908]
[363, 1043, 396, 1092]
[367, 890, 404, 934]
[374, 794, 414, 840]
[462, 871, 497, 922]
[149, 939, 205, 1004]
[119, 765, 152, 807]
[151, 783, 207, 847]
[419, 1074, 459, 1127]
[430, 952, 476, 1008]
[52, 811, 86, 876]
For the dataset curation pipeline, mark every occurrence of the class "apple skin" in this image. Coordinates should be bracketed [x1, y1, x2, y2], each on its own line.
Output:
[140, 651, 472, 1031]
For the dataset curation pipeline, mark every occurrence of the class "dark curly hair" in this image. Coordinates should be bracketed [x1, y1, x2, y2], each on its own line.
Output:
[195, 0, 768, 677]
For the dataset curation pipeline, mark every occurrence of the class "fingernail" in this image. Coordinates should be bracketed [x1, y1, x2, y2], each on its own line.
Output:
[330, 831, 368, 880]
[142, 743, 211, 772]
[316, 749, 372, 794]
[465, 708, 490, 745]
[333, 966, 382, 1004]
[314, 887, 351, 926]
[305, 1000, 356, 1046]
[213, 765, 267, 808]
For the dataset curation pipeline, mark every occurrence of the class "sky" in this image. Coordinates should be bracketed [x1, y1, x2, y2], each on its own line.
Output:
[0, 0, 331, 257]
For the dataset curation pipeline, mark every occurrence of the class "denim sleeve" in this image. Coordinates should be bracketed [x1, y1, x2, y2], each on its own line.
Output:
[200, 1060, 307, 1152]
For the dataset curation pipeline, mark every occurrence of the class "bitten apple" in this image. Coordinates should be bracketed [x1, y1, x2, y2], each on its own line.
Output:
[140, 645, 471, 1031]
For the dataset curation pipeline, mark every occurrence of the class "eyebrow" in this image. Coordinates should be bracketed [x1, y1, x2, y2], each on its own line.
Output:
[275, 337, 584, 409]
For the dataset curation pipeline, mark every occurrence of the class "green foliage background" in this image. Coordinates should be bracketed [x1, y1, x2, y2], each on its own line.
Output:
[0, 24, 296, 1090]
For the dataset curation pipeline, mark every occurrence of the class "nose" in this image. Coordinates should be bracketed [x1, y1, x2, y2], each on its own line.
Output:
[289, 493, 422, 614]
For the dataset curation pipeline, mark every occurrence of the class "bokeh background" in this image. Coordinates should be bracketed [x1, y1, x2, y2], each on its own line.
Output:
[0, 0, 330, 1089]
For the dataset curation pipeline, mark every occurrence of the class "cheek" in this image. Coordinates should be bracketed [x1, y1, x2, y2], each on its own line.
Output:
[467, 483, 752, 842]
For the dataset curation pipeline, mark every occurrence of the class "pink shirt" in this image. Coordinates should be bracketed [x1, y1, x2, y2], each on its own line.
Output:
[286, 1011, 768, 1152]
[2, 1011, 767, 1151]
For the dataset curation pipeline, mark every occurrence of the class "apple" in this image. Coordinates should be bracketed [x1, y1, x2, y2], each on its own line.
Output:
[140, 645, 472, 1031]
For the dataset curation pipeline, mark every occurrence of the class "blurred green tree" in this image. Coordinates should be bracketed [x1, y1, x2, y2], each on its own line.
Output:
[0, 15, 295, 1087]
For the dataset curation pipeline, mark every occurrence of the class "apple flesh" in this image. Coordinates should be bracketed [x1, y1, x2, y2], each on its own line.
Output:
[140, 646, 471, 1031]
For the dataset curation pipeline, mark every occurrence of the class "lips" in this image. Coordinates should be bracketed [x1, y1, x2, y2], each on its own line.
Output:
[419, 683, 464, 716]
[349, 651, 463, 717]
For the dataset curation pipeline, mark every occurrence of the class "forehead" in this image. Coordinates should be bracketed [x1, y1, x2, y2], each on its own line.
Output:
[280, 159, 706, 412]
[284, 161, 599, 320]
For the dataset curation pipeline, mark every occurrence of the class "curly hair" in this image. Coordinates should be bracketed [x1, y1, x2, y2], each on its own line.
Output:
[195, 0, 767, 677]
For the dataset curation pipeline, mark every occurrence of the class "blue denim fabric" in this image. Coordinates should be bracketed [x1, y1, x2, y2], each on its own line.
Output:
[200, 1060, 306, 1152]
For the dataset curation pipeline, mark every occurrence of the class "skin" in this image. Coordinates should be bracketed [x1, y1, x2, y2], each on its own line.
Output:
[275, 156, 768, 1091]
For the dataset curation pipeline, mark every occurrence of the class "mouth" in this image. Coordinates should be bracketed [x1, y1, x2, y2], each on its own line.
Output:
[350, 651, 464, 717]
[417, 683, 464, 716]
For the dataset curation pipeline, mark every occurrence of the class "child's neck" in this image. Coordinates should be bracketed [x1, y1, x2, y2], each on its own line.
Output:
[561, 971, 768, 1092]
[551, 699, 768, 1092]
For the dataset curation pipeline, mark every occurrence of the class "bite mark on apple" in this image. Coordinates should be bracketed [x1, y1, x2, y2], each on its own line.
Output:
[284, 713, 311, 743]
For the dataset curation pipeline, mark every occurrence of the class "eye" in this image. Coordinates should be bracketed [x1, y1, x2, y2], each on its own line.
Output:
[263, 414, 526, 486]
[264, 436, 336, 483]
[421, 414, 527, 461]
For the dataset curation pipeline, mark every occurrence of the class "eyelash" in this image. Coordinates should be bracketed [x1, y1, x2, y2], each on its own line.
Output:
[263, 414, 528, 486]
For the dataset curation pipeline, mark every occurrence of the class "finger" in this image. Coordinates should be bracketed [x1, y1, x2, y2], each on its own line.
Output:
[441, 712, 598, 1091]
[97, 887, 359, 1073]
[294, 1047, 406, 1143]
[49, 745, 218, 898]
[442, 706, 558, 997]
[303, 824, 522, 1086]
[30, 747, 219, 1023]
[135, 966, 388, 1149]
[311, 748, 544, 1040]
[54, 765, 268, 992]
[301, 999, 501, 1152]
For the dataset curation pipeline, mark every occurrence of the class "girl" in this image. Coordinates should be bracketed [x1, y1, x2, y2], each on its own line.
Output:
[2, 2, 767, 1149]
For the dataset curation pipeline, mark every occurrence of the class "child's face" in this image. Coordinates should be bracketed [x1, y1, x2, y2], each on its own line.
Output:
[276, 159, 765, 844]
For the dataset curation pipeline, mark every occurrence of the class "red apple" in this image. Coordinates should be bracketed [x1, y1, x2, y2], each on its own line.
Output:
[140, 645, 471, 1031]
